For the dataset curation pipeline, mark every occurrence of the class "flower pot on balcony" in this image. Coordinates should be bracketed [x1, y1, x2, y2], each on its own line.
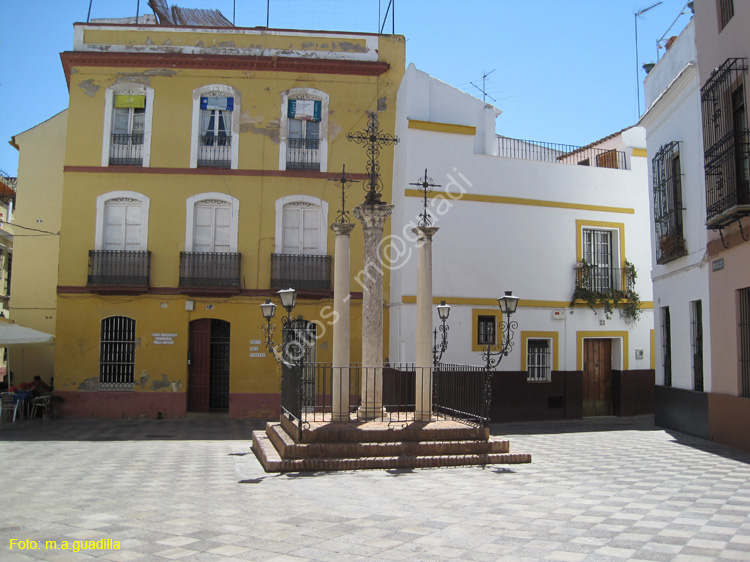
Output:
[659, 233, 686, 259]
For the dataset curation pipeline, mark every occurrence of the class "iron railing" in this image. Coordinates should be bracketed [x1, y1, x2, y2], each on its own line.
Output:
[653, 141, 686, 263]
[701, 58, 750, 227]
[109, 133, 144, 166]
[179, 252, 241, 288]
[575, 266, 632, 293]
[88, 250, 150, 286]
[270, 253, 331, 291]
[280, 363, 493, 433]
[197, 135, 232, 168]
[497, 136, 628, 170]
[286, 138, 320, 170]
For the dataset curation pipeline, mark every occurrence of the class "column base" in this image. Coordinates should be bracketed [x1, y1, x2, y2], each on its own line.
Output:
[357, 406, 385, 421]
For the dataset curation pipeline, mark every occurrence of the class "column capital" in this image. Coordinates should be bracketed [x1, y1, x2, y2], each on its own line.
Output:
[353, 203, 394, 230]
[411, 225, 440, 241]
[330, 222, 356, 236]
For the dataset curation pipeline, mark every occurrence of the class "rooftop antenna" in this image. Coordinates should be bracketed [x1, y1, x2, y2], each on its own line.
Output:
[635, 1, 663, 117]
[136, 0, 140, 24]
[267, 0, 270, 27]
[656, 1, 694, 61]
[87, 0, 93, 22]
[380, 0, 395, 34]
[470, 69, 496, 103]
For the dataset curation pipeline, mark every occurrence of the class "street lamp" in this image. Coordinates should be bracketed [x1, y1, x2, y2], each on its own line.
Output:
[432, 300, 451, 367]
[260, 288, 298, 364]
[482, 291, 520, 371]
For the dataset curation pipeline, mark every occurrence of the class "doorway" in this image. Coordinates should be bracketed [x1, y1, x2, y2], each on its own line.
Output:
[583, 338, 612, 416]
[188, 319, 230, 412]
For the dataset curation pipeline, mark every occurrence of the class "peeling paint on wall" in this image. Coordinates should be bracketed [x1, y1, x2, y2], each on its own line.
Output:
[78, 79, 100, 98]
[145, 37, 155, 45]
[240, 116, 280, 143]
[139, 372, 150, 388]
[78, 377, 99, 391]
[119, 68, 177, 78]
[377, 97, 388, 112]
[333, 41, 368, 53]
[218, 41, 236, 48]
[151, 374, 181, 392]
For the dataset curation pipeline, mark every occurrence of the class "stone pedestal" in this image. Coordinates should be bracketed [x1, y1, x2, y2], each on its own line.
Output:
[330, 222, 355, 421]
[413, 226, 439, 421]
[353, 203, 394, 419]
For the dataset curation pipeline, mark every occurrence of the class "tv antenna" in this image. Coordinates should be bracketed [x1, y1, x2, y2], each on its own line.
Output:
[635, 1, 663, 117]
[470, 69, 496, 103]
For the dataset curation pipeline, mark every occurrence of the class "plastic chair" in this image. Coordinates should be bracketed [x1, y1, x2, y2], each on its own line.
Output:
[31, 394, 52, 419]
[1, 393, 19, 422]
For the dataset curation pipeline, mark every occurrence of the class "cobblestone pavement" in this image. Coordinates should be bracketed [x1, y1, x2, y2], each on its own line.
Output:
[2, 415, 750, 561]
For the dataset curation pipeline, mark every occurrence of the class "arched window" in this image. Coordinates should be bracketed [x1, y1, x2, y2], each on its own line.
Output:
[95, 192, 150, 251]
[185, 193, 239, 253]
[190, 84, 240, 169]
[102, 83, 154, 167]
[279, 88, 329, 172]
[99, 316, 136, 391]
[275, 195, 328, 255]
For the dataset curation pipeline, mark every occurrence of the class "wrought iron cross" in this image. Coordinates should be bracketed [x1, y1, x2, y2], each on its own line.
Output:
[347, 111, 399, 205]
[409, 168, 442, 226]
[327, 164, 359, 223]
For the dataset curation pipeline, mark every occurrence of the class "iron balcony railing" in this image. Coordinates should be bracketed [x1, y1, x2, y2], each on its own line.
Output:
[109, 133, 144, 166]
[270, 253, 331, 291]
[575, 266, 632, 293]
[280, 363, 492, 432]
[88, 250, 150, 286]
[197, 134, 232, 168]
[497, 136, 628, 170]
[179, 252, 241, 288]
[286, 138, 321, 170]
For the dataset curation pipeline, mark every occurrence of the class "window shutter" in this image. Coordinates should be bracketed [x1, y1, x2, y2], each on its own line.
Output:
[114, 94, 146, 109]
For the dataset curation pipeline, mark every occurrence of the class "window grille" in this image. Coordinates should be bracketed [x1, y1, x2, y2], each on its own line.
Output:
[739, 287, 750, 397]
[691, 300, 704, 392]
[477, 315, 496, 346]
[527, 339, 551, 382]
[719, 0, 734, 31]
[582, 229, 616, 291]
[99, 316, 136, 391]
[701, 58, 750, 227]
[661, 307, 672, 387]
[653, 141, 685, 263]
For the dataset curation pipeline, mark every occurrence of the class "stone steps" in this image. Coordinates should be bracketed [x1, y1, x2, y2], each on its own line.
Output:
[252, 417, 532, 473]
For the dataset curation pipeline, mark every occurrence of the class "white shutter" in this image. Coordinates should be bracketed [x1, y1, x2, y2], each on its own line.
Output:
[282, 207, 301, 254]
[213, 206, 231, 253]
[104, 200, 142, 251]
[193, 201, 232, 253]
[124, 205, 142, 251]
[193, 205, 213, 253]
[302, 208, 320, 254]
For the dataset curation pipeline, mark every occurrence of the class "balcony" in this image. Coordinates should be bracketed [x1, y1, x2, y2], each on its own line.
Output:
[286, 138, 320, 171]
[497, 137, 628, 170]
[704, 130, 750, 228]
[197, 135, 231, 168]
[88, 250, 150, 287]
[574, 265, 631, 293]
[271, 253, 331, 291]
[179, 252, 241, 289]
[109, 133, 144, 166]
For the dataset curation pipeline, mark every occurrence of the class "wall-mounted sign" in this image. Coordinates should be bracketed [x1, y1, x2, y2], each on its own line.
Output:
[153, 333, 178, 345]
[712, 258, 725, 272]
[250, 339, 261, 345]
[250, 353, 266, 358]
[249, 347, 259, 351]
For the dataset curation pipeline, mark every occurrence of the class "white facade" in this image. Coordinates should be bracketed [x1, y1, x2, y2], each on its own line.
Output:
[389, 64, 653, 378]
[640, 20, 711, 392]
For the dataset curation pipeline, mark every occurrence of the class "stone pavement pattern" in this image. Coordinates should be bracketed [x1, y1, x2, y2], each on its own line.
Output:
[1, 416, 750, 561]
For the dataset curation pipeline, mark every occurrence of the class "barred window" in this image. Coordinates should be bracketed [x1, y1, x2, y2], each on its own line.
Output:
[99, 316, 136, 391]
[653, 141, 684, 263]
[719, 0, 734, 31]
[739, 287, 750, 397]
[661, 307, 672, 387]
[477, 315, 496, 346]
[527, 339, 551, 382]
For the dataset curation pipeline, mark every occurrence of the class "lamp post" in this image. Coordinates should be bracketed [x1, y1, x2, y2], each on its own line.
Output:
[432, 301, 451, 367]
[482, 291, 520, 371]
[260, 288, 298, 365]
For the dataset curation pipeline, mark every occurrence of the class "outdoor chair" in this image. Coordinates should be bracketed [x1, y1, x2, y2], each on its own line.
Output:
[1, 392, 19, 422]
[31, 394, 52, 419]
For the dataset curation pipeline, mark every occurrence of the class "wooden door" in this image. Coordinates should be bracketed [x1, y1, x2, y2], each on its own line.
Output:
[188, 319, 211, 412]
[583, 339, 612, 416]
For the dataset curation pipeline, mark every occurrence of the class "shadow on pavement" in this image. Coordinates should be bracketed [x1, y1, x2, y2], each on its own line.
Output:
[490, 414, 660, 436]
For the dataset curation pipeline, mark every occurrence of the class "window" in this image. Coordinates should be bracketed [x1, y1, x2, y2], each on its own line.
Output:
[99, 316, 136, 391]
[527, 339, 551, 382]
[701, 58, 750, 227]
[653, 141, 684, 263]
[477, 316, 496, 346]
[280, 88, 329, 172]
[95, 192, 150, 251]
[582, 229, 616, 291]
[691, 300, 704, 392]
[719, 0, 734, 31]
[274, 196, 328, 255]
[661, 307, 672, 387]
[190, 85, 240, 169]
[185, 193, 239, 253]
[102, 83, 154, 167]
[596, 149, 619, 169]
[739, 287, 750, 397]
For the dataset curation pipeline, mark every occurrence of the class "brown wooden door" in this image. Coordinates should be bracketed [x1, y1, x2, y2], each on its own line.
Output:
[188, 319, 211, 412]
[583, 338, 612, 416]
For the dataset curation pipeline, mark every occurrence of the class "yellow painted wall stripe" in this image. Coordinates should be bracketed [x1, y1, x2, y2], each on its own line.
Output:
[407, 119, 476, 136]
[404, 189, 635, 215]
[632, 148, 647, 157]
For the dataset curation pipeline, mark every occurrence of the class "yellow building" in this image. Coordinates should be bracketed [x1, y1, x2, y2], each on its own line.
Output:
[53, 17, 404, 418]
[8, 111, 67, 387]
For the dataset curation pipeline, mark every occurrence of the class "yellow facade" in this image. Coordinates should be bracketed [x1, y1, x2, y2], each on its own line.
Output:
[54, 23, 404, 417]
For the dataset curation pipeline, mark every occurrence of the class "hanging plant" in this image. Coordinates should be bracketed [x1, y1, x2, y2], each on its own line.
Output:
[570, 260, 643, 323]
[658, 233, 686, 263]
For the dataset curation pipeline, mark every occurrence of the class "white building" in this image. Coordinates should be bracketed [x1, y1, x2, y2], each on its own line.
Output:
[388, 64, 654, 419]
[640, 18, 712, 437]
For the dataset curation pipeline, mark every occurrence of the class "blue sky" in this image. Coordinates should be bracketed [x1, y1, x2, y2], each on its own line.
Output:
[0, 0, 693, 177]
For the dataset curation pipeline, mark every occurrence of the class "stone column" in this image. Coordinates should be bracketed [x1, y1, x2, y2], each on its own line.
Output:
[330, 222, 355, 421]
[413, 226, 439, 421]
[353, 203, 394, 420]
